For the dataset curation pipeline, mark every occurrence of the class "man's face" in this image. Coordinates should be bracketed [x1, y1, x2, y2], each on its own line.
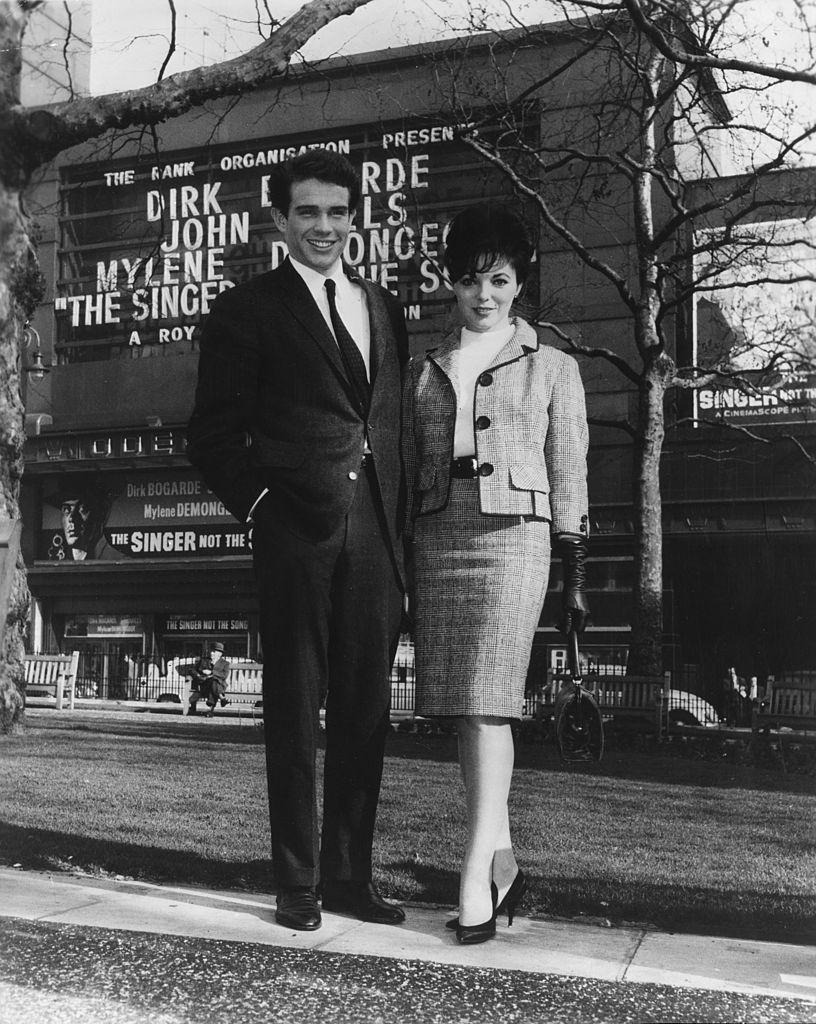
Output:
[272, 178, 354, 275]
[61, 498, 95, 550]
[208, 648, 222, 661]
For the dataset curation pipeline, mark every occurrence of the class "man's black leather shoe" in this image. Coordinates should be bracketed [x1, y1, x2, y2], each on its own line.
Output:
[321, 880, 405, 924]
[275, 887, 321, 930]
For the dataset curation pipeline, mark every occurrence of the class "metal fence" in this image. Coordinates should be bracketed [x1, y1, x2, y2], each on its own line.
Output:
[54, 646, 744, 729]
[390, 660, 416, 712]
[67, 648, 419, 711]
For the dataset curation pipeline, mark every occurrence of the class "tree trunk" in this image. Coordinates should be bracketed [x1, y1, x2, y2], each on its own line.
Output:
[627, 60, 668, 680]
[629, 357, 669, 676]
[0, 180, 31, 734]
[0, 5, 33, 732]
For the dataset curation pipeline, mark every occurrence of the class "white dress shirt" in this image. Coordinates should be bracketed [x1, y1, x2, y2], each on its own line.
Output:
[289, 256, 372, 378]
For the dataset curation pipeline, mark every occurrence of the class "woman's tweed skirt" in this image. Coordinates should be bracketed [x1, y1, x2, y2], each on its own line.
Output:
[413, 478, 551, 719]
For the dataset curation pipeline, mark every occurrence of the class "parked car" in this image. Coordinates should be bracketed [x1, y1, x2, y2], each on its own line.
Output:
[666, 689, 721, 727]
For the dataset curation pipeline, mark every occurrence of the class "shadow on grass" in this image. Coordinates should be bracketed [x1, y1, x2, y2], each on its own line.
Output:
[0, 819, 274, 892]
[24, 714, 266, 747]
[4, 816, 815, 947]
[382, 857, 816, 947]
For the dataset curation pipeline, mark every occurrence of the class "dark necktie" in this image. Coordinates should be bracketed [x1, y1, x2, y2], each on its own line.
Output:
[325, 278, 370, 414]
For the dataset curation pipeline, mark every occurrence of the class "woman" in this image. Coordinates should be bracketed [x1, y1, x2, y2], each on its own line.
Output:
[403, 204, 590, 945]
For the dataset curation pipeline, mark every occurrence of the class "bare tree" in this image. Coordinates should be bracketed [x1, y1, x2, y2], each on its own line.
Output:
[0, 0, 374, 732]
[427, 0, 816, 674]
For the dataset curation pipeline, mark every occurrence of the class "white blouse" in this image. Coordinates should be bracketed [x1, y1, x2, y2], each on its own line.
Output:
[451, 322, 515, 457]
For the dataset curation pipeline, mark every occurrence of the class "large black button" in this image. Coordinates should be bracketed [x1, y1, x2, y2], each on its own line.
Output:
[478, 462, 494, 477]
[475, 416, 491, 430]
[478, 372, 494, 386]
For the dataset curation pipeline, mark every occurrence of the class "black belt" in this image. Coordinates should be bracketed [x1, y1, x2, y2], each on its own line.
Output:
[450, 456, 479, 479]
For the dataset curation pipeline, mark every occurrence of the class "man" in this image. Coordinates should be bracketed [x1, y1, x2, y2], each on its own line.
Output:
[187, 151, 409, 931]
[188, 641, 231, 716]
[49, 477, 117, 561]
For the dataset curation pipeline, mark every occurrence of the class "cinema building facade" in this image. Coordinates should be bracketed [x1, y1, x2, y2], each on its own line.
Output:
[21, 22, 816, 703]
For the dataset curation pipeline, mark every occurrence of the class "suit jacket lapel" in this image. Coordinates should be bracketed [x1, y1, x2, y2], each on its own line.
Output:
[428, 331, 460, 387]
[274, 260, 356, 398]
[487, 319, 541, 370]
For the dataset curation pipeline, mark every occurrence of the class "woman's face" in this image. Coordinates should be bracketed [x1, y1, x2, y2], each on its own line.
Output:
[452, 258, 521, 333]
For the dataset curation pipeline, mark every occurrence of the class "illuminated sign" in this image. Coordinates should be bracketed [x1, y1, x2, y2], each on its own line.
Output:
[162, 616, 249, 634]
[56, 118, 533, 360]
[39, 469, 247, 561]
[65, 615, 144, 637]
[30, 429, 185, 464]
[695, 371, 816, 426]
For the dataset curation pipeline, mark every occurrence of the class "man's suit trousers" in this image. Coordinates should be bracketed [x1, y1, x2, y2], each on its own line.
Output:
[252, 461, 403, 888]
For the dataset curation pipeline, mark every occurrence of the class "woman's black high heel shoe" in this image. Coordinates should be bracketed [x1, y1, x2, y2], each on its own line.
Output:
[494, 868, 527, 926]
[446, 870, 527, 930]
[454, 883, 497, 945]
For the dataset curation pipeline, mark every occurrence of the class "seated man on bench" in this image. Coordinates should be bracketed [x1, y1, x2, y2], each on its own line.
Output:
[188, 642, 231, 716]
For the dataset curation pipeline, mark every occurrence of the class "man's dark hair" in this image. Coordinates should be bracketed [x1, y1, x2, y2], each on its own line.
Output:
[266, 150, 361, 214]
[444, 203, 534, 284]
[47, 475, 113, 518]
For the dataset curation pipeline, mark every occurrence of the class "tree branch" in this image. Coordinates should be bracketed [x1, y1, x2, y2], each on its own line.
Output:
[156, 0, 178, 84]
[671, 352, 789, 390]
[672, 416, 816, 468]
[9, 0, 374, 167]
[588, 416, 638, 439]
[60, 1, 74, 99]
[622, 0, 816, 85]
[652, 122, 816, 250]
[536, 319, 642, 385]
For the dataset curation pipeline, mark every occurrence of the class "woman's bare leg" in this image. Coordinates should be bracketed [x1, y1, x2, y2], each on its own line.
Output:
[456, 715, 514, 926]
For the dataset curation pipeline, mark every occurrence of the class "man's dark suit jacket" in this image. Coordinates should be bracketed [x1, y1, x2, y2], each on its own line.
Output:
[187, 259, 409, 574]
[190, 653, 229, 696]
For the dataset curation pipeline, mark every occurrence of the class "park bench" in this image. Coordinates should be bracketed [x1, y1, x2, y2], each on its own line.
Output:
[166, 656, 415, 721]
[214, 661, 264, 720]
[527, 671, 671, 732]
[752, 671, 816, 734]
[164, 658, 264, 719]
[23, 651, 80, 710]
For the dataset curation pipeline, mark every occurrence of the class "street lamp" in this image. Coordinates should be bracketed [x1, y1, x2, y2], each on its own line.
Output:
[24, 322, 50, 380]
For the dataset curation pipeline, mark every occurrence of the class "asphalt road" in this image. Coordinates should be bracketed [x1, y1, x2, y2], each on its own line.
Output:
[1, 917, 813, 1024]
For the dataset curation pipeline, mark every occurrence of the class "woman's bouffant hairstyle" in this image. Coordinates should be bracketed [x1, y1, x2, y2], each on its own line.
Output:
[444, 203, 534, 285]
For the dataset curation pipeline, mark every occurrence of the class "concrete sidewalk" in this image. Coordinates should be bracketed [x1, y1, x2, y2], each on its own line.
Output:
[1, 866, 814, 1004]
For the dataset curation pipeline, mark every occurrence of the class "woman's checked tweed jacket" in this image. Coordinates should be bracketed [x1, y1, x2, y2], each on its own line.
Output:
[403, 318, 590, 538]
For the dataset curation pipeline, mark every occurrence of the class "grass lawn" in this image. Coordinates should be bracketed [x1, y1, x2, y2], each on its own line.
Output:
[1, 710, 815, 944]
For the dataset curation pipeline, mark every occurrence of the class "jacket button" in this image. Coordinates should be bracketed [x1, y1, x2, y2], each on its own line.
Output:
[478, 372, 493, 386]
[478, 462, 494, 477]
[475, 416, 491, 430]
[348, 471, 358, 481]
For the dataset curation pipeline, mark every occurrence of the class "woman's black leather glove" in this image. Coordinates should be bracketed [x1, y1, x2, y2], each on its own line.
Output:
[554, 532, 591, 635]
